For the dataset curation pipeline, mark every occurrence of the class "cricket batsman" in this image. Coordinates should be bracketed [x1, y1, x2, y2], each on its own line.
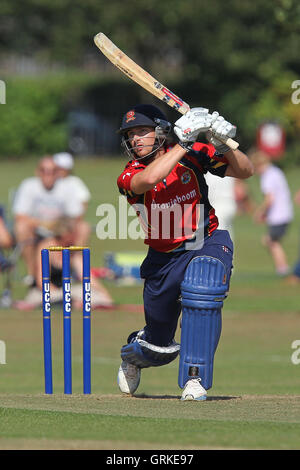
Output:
[116, 104, 253, 400]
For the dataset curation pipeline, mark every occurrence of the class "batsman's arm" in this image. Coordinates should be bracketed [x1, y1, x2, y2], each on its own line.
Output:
[130, 144, 187, 194]
[224, 149, 254, 179]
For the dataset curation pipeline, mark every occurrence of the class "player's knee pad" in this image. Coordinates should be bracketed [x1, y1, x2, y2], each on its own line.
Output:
[121, 330, 180, 368]
[178, 256, 229, 390]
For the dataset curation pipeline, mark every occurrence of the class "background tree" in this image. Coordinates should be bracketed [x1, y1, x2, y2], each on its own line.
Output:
[0, 0, 299, 158]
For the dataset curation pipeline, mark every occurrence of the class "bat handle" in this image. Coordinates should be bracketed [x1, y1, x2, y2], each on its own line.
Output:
[223, 137, 239, 151]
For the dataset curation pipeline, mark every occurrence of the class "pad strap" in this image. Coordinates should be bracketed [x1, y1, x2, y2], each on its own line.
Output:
[121, 333, 180, 368]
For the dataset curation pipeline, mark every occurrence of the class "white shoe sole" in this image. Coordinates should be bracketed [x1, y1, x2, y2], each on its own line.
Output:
[181, 394, 207, 401]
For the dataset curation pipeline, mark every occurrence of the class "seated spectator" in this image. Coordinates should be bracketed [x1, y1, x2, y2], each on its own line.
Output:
[53, 152, 92, 273]
[53, 152, 91, 212]
[12, 156, 85, 287]
[0, 205, 14, 272]
[12, 156, 113, 310]
[17, 224, 114, 310]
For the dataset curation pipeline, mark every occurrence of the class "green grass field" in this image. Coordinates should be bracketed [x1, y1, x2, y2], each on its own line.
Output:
[0, 156, 300, 450]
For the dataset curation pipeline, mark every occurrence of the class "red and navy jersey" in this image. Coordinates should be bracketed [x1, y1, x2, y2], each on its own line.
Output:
[117, 142, 229, 252]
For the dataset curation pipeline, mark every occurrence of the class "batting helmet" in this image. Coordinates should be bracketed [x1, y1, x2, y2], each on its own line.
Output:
[118, 104, 169, 133]
[118, 104, 172, 159]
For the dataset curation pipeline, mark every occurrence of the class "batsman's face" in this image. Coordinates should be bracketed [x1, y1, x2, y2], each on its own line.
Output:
[127, 126, 156, 158]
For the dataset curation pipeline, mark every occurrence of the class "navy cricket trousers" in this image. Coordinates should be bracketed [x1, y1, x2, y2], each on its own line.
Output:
[140, 230, 234, 347]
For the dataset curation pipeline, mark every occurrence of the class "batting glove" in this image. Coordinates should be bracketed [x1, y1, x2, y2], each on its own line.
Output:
[174, 107, 213, 150]
[206, 112, 237, 154]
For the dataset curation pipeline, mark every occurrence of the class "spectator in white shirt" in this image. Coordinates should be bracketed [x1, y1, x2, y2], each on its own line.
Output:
[13, 156, 113, 310]
[53, 153, 92, 273]
[13, 156, 84, 286]
[53, 152, 91, 211]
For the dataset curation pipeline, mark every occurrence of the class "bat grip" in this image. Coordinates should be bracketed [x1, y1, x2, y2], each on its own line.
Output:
[223, 137, 239, 151]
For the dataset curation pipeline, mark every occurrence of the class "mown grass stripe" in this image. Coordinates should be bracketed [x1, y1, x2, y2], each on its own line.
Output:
[0, 408, 299, 449]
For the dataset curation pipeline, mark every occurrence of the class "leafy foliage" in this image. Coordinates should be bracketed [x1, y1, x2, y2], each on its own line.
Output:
[0, 0, 299, 160]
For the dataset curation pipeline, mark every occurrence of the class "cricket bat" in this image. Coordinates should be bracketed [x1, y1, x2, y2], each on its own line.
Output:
[94, 32, 239, 150]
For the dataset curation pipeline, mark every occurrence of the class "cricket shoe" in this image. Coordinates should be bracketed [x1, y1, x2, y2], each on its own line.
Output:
[117, 361, 141, 395]
[181, 378, 207, 401]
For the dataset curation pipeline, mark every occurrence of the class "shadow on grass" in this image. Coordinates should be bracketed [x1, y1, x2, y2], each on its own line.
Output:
[134, 394, 240, 401]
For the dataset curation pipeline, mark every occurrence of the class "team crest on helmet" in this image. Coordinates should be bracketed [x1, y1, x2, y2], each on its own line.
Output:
[126, 111, 136, 123]
[181, 171, 191, 184]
